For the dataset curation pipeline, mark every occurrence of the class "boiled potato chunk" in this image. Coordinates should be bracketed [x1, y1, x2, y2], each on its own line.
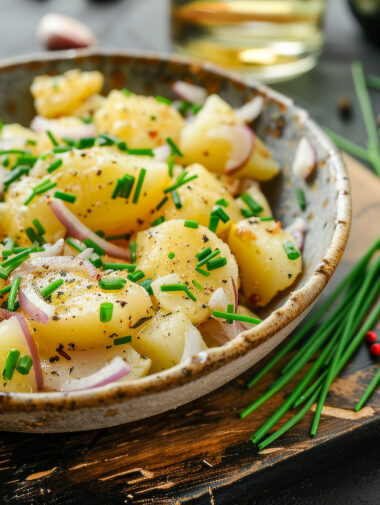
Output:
[0, 123, 51, 157]
[180, 94, 279, 181]
[2, 147, 171, 244]
[228, 219, 302, 306]
[0, 316, 38, 393]
[31, 69, 104, 118]
[235, 181, 272, 218]
[151, 164, 241, 237]
[21, 263, 153, 353]
[133, 312, 206, 372]
[136, 219, 238, 324]
[94, 90, 185, 148]
[72, 94, 106, 119]
[42, 344, 151, 391]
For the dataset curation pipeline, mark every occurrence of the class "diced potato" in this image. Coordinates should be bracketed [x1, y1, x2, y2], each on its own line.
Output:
[136, 219, 238, 324]
[0, 123, 51, 157]
[2, 147, 171, 244]
[31, 69, 104, 118]
[228, 218, 302, 306]
[180, 94, 280, 181]
[94, 90, 185, 148]
[235, 181, 272, 218]
[133, 312, 206, 372]
[42, 344, 151, 391]
[21, 265, 153, 354]
[0, 316, 38, 392]
[151, 163, 241, 237]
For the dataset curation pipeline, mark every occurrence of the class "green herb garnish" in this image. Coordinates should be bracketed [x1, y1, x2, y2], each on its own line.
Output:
[100, 302, 113, 322]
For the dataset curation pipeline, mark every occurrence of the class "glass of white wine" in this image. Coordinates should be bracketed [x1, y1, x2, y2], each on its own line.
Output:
[171, 0, 327, 83]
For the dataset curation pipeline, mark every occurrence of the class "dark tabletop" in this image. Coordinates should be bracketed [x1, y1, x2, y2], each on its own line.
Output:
[0, 0, 379, 504]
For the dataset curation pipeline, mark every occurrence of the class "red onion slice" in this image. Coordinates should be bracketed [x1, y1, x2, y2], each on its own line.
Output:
[231, 277, 238, 312]
[198, 318, 244, 345]
[153, 144, 171, 162]
[60, 356, 130, 392]
[181, 325, 204, 362]
[209, 287, 230, 312]
[37, 13, 97, 50]
[235, 96, 264, 123]
[30, 116, 96, 140]
[77, 248, 94, 260]
[285, 217, 306, 252]
[30, 239, 64, 259]
[172, 81, 207, 106]
[18, 287, 54, 324]
[292, 137, 316, 180]
[11, 255, 98, 280]
[49, 199, 130, 260]
[207, 124, 254, 174]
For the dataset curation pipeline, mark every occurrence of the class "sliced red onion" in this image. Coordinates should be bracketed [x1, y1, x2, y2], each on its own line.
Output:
[30, 238, 64, 259]
[11, 255, 98, 280]
[198, 318, 244, 346]
[181, 325, 204, 362]
[153, 144, 171, 162]
[285, 217, 306, 252]
[207, 124, 254, 174]
[292, 137, 316, 180]
[37, 13, 97, 50]
[172, 81, 207, 106]
[231, 277, 238, 312]
[60, 356, 130, 392]
[18, 286, 54, 324]
[49, 198, 130, 260]
[77, 248, 94, 260]
[30, 116, 96, 140]
[209, 287, 230, 312]
[0, 166, 5, 197]
[235, 96, 264, 123]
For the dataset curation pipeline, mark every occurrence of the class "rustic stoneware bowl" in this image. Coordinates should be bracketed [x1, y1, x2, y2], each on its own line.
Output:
[0, 49, 351, 433]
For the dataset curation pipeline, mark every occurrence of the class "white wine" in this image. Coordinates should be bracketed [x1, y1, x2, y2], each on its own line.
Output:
[171, 0, 326, 82]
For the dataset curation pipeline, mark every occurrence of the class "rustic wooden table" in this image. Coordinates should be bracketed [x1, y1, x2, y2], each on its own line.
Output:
[0, 1, 379, 504]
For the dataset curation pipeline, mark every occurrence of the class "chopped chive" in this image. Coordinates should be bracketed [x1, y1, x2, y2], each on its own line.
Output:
[212, 206, 230, 223]
[215, 198, 229, 207]
[100, 302, 113, 322]
[151, 216, 165, 227]
[25, 227, 38, 244]
[34, 181, 57, 195]
[132, 168, 147, 203]
[54, 191, 76, 203]
[226, 303, 234, 324]
[17, 155, 38, 167]
[114, 335, 132, 346]
[296, 188, 306, 211]
[3, 237, 15, 251]
[241, 193, 264, 216]
[127, 147, 154, 157]
[83, 238, 105, 256]
[168, 252, 175, 259]
[160, 283, 196, 301]
[209, 214, 219, 233]
[166, 137, 183, 157]
[130, 241, 137, 263]
[0, 149, 26, 155]
[2, 156, 9, 167]
[46, 158, 63, 174]
[77, 137, 96, 149]
[171, 189, 182, 209]
[212, 311, 261, 325]
[80, 116, 93, 124]
[196, 247, 212, 261]
[139, 278, 153, 295]
[32, 219, 45, 236]
[192, 279, 203, 291]
[207, 257, 227, 271]
[184, 219, 199, 228]
[127, 270, 145, 283]
[111, 179, 123, 199]
[4, 166, 30, 187]
[0, 284, 11, 295]
[99, 277, 127, 290]
[98, 133, 117, 146]
[46, 130, 59, 147]
[164, 174, 198, 193]
[7, 276, 20, 311]
[66, 237, 85, 253]
[156, 196, 169, 210]
[103, 262, 136, 272]
[62, 137, 76, 146]
[16, 355, 33, 375]
[155, 95, 171, 105]
[168, 154, 175, 177]
[2, 349, 20, 380]
[112, 174, 135, 199]
[195, 266, 210, 277]
[122, 88, 133, 96]
[40, 279, 64, 298]
[1, 249, 31, 269]
[95, 230, 105, 238]
[52, 146, 72, 154]
[283, 240, 300, 260]
[260, 217, 274, 221]
[197, 249, 220, 268]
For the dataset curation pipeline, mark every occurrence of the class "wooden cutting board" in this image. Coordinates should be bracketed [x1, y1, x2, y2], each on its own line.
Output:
[0, 155, 379, 505]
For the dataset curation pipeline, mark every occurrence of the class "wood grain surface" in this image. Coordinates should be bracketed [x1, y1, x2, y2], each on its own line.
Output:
[0, 157, 379, 505]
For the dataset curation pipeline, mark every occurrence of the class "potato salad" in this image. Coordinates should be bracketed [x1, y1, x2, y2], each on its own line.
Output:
[0, 69, 303, 393]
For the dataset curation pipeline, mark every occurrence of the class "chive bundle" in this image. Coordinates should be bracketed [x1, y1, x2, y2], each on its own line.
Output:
[241, 237, 380, 450]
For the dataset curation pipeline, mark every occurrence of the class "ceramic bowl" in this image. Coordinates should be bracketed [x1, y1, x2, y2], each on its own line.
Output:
[0, 49, 350, 433]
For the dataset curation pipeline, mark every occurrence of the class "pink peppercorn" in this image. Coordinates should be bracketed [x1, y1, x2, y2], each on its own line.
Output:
[370, 343, 380, 357]
[365, 330, 377, 344]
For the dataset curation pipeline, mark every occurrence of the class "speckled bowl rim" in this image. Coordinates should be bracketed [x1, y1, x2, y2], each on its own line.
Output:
[0, 48, 351, 412]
